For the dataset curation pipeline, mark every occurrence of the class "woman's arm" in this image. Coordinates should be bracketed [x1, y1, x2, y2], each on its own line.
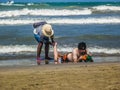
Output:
[72, 48, 79, 63]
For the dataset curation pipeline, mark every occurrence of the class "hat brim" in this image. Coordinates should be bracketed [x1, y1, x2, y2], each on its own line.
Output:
[42, 29, 54, 37]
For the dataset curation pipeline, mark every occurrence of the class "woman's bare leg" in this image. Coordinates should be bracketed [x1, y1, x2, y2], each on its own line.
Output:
[53, 42, 58, 64]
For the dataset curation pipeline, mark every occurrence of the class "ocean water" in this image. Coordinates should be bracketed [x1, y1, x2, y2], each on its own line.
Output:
[0, 2, 120, 61]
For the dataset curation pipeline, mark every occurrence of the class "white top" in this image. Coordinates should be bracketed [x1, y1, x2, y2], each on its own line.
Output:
[33, 26, 43, 36]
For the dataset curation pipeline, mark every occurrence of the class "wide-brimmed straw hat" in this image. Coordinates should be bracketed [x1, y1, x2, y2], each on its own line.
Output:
[42, 24, 54, 37]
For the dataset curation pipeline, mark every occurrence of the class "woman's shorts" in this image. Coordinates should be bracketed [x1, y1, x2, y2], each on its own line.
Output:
[34, 34, 49, 43]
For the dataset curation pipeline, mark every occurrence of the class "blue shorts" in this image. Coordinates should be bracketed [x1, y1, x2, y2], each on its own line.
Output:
[34, 34, 49, 43]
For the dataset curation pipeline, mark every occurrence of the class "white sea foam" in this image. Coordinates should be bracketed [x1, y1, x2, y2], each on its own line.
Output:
[0, 8, 91, 18]
[0, 3, 25, 6]
[27, 3, 34, 6]
[92, 5, 120, 11]
[0, 45, 36, 54]
[89, 47, 120, 54]
[0, 45, 120, 55]
[0, 5, 120, 18]
[57, 46, 120, 55]
[49, 17, 120, 24]
[0, 17, 120, 25]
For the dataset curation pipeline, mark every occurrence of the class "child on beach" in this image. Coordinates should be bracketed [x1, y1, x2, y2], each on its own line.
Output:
[53, 42, 93, 64]
[33, 21, 55, 65]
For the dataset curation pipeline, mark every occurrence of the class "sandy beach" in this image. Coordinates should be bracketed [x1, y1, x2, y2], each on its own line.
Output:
[0, 1, 120, 90]
[0, 62, 120, 90]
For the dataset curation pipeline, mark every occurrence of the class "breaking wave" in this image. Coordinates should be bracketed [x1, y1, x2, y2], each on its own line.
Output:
[0, 8, 92, 18]
[0, 45, 120, 55]
[0, 5, 120, 18]
[0, 17, 120, 25]
[92, 5, 120, 11]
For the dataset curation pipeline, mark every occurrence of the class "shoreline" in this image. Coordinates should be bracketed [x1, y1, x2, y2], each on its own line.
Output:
[0, 61, 119, 69]
[0, 56, 120, 67]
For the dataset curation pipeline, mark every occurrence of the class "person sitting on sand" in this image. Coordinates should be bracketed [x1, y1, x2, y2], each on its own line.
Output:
[53, 42, 93, 64]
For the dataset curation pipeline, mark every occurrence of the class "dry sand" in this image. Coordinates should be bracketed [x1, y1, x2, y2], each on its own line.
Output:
[0, 62, 120, 90]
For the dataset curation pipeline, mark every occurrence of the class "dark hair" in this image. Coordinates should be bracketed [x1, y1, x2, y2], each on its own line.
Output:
[78, 42, 86, 50]
[33, 21, 47, 28]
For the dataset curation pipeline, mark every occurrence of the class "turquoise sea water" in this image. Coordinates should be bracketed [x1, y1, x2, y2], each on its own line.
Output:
[0, 2, 120, 62]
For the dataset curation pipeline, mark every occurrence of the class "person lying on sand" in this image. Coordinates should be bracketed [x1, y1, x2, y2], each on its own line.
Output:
[53, 42, 93, 64]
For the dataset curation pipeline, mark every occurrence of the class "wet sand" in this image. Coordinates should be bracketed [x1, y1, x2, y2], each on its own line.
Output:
[0, 62, 120, 90]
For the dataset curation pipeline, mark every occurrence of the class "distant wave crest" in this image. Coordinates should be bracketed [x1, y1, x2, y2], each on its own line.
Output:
[0, 5, 120, 18]
[0, 17, 120, 25]
[92, 5, 120, 12]
[0, 8, 91, 18]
